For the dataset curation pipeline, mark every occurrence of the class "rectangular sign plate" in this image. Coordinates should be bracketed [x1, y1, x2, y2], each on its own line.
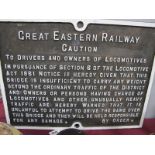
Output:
[0, 20, 155, 130]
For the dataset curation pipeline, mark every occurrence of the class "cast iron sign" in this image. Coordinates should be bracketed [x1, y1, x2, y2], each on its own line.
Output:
[0, 20, 155, 130]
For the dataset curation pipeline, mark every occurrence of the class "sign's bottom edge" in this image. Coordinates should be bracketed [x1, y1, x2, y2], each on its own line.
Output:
[12, 125, 142, 130]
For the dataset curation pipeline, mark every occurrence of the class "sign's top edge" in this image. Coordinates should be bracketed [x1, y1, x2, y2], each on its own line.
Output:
[0, 19, 155, 28]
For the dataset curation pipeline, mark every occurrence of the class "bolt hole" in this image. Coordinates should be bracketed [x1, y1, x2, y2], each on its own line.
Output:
[74, 123, 80, 128]
[77, 21, 84, 29]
